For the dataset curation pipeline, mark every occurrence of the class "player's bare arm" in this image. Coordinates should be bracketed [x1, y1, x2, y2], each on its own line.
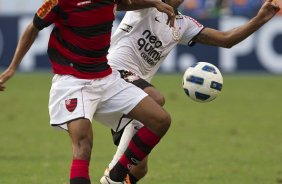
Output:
[0, 23, 39, 91]
[117, 0, 176, 27]
[193, 0, 280, 48]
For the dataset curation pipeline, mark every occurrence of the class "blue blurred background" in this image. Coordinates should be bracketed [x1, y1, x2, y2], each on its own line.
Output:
[1, 0, 282, 74]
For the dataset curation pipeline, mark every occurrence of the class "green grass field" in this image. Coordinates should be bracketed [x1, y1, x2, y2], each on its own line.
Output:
[0, 73, 282, 184]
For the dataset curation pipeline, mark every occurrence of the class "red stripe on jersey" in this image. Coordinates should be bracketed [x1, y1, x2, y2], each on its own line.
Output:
[67, 5, 115, 27]
[44, 11, 60, 23]
[49, 34, 108, 64]
[55, 25, 111, 51]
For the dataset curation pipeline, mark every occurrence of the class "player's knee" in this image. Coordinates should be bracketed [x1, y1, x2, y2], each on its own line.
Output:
[154, 95, 165, 106]
[161, 111, 171, 133]
[68, 119, 93, 160]
[154, 111, 171, 136]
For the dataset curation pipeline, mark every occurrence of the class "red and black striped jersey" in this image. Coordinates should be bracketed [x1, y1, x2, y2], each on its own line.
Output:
[33, 0, 116, 79]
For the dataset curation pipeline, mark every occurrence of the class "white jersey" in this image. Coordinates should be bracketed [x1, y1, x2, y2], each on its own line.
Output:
[108, 8, 204, 82]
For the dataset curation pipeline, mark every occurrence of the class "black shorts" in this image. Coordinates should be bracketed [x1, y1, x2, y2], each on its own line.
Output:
[111, 70, 153, 145]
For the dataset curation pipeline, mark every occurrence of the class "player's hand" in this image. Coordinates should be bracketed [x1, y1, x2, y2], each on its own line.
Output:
[257, 0, 280, 22]
[154, 1, 175, 27]
[0, 68, 15, 91]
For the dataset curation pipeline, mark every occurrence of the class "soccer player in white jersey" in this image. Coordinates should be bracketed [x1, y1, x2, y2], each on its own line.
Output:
[98, 0, 280, 183]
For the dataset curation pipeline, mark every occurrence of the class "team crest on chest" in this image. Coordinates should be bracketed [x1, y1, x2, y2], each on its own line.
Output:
[172, 27, 181, 41]
[65, 98, 78, 112]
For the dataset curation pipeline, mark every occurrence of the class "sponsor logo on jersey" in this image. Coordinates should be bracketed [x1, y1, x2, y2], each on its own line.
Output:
[154, 16, 160, 22]
[77, 0, 92, 6]
[134, 126, 140, 131]
[137, 30, 164, 66]
[120, 23, 133, 33]
[176, 15, 184, 19]
[65, 98, 78, 112]
[37, 0, 58, 19]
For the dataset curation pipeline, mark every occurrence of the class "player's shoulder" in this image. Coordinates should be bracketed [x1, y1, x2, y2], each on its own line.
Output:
[123, 7, 157, 23]
[36, 0, 59, 19]
[131, 7, 156, 14]
[176, 13, 196, 22]
[176, 13, 203, 28]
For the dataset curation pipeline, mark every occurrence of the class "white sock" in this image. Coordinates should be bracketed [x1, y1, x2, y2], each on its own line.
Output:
[108, 120, 144, 170]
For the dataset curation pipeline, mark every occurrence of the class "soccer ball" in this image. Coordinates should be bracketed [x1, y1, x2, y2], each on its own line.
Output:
[182, 62, 223, 103]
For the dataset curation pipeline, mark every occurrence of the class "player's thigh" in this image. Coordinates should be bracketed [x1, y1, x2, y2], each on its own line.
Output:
[143, 86, 165, 106]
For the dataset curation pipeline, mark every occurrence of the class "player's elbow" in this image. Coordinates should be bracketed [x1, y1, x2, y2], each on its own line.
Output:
[220, 32, 238, 48]
[27, 22, 40, 36]
[215, 40, 234, 48]
[222, 41, 235, 49]
[219, 37, 236, 48]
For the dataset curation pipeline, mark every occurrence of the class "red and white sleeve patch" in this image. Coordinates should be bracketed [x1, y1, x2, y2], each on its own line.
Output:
[37, 0, 58, 19]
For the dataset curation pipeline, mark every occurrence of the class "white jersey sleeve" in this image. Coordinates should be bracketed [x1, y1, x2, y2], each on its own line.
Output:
[178, 15, 204, 45]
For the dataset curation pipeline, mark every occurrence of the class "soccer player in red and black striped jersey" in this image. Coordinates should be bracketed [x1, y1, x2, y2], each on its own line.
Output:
[0, 0, 177, 184]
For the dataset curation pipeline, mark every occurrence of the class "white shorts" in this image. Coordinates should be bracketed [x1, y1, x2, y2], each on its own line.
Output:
[94, 113, 132, 132]
[49, 70, 148, 130]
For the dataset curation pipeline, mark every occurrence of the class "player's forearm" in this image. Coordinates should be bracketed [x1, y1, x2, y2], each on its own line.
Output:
[8, 23, 39, 71]
[117, 0, 161, 11]
[222, 0, 280, 48]
[223, 16, 267, 48]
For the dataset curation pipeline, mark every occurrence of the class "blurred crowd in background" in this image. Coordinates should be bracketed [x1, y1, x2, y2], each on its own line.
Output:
[180, 0, 282, 18]
[0, 0, 282, 18]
